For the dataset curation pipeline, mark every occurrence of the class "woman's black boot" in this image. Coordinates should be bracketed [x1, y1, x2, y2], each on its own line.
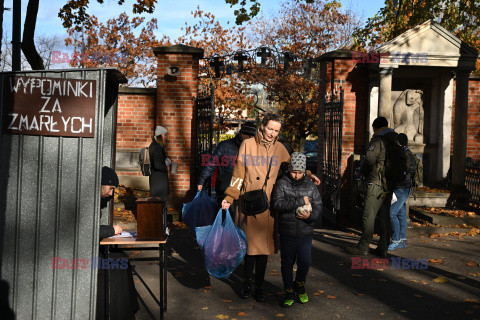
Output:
[240, 280, 252, 298]
[254, 287, 266, 302]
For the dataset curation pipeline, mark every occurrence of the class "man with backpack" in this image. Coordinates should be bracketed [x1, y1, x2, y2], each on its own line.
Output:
[388, 133, 419, 250]
[346, 117, 403, 257]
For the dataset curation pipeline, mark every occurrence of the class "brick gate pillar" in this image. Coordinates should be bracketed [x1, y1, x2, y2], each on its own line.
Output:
[153, 44, 204, 205]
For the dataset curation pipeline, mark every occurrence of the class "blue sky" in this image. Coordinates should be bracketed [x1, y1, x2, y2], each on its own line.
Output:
[2, 0, 386, 43]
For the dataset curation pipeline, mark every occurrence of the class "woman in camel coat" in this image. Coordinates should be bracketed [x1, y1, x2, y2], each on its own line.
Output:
[222, 113, 290, 302]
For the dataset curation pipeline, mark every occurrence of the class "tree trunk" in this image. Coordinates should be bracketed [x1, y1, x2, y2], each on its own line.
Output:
[21, 0, 45, 70]
[298, 135, 307, 153]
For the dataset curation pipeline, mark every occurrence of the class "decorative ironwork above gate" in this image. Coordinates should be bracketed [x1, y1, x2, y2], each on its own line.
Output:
[200, 46, 317, 79]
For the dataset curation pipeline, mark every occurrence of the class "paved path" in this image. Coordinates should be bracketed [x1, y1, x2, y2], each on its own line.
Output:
[127, 226, 480, 320]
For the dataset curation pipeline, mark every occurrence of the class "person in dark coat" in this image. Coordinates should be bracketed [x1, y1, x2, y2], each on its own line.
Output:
[100, 166, 122, 239]
[346, 117, 395, 257]
[97, 167, 139, 320]
[272, 152, 322, 307]
[197, 121, 257, 212]
[149, 126, 170, 200]
[388, 133, 417, 250]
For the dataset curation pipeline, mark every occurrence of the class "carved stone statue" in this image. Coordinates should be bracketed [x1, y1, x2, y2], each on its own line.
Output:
[393, 89, 424, 143]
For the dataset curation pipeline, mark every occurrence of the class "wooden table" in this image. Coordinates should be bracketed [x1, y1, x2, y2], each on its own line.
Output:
[100, 237, 167, 320]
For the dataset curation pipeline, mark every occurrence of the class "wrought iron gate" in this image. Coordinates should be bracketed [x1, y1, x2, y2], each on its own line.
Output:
[195, 84, 215, 195]
[320, 89, 344, 223]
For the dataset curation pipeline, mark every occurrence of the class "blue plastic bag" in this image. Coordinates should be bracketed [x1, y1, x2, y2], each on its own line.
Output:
[196, 209, 247, 279]
[182, 190, 217, 233]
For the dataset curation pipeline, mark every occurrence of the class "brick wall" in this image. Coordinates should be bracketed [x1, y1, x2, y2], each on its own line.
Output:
[115, 45, 203, 206]
[117, 87, 156, 178]
[154, 46, 203, 204]
[451, 77, 480, 160]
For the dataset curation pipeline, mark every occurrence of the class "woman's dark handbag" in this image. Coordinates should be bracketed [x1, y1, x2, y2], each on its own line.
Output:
[241, 158, 272, 216]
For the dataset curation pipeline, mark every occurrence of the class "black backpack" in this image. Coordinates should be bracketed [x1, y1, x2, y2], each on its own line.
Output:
[380, 136, 409, 191]
[138, 147, 151, 176]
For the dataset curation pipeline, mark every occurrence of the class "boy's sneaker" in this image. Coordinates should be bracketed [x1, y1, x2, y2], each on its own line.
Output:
[399, 239, 407, 248]
[282, 289, 295, 308]
[294, 281, 308, 304]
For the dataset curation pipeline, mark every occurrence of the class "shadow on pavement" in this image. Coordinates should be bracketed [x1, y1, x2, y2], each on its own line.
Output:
[311, 228, 480, 319]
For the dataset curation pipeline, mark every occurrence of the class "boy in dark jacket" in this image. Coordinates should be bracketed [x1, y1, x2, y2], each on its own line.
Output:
[272, 152, 322, 307]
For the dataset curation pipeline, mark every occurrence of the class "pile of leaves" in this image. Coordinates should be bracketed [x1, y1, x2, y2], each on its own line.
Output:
[113, 186, 150, 224]
[114, 208, 137, 224]
[414, 187, 450, 193]
[424, 227, 480, 238]
[413, 206, 477, 218]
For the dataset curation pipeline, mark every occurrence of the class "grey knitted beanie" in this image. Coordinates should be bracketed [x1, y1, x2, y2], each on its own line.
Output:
[288, 152, 306, 172]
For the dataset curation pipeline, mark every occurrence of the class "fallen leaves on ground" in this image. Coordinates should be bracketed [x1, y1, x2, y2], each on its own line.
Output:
[415, 187, 450, 193]
[113, 208, 137, 223]
[427, 228, 480, 239]
[433, 276, 448, 283]
[464, 299, 479, 303]
[172, 221, 187, 229]
[326, 295, 336, 299]
[413, 206, 477, 218]
[222, 300, 232, 303]
[467, 261, 477, 267]
[414, 294, 423, 298]
[237, 312, 246, 317]
[428, 259, 443, 264]
[313, 290, 325, 296]
[216, 315, 229, 319]
[275, 314, 285, 317]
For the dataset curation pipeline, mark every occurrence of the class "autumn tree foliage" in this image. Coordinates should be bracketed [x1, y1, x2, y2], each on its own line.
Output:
[65, 13, 170, 87]
[353, 0, 480, 70]
[244, 0, 360, 151]
[59, 0, 276, 31]
[177, 8, 256, 133]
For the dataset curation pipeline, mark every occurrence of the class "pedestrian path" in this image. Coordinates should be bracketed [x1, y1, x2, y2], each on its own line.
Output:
[129, 227, 480, 320]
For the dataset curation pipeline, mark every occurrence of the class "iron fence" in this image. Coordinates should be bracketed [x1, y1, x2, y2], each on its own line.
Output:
[195, 84, 215, 195]
[320, 89, 344, 222]
[465, 157, 480, 211]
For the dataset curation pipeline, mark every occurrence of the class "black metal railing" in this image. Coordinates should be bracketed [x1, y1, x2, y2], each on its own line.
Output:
[320, 89, 344, 222]
[195, 84, 215, 195]
[465, 157, 480, 210]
